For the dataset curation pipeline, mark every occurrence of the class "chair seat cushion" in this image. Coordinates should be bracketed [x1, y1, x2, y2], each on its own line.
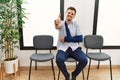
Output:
[66, 57, 76, 62]
[86, 53, 111, 61]
[30, 53, 54, 62]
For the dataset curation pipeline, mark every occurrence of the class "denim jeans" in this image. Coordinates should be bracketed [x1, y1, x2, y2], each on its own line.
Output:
[56, 47, 88, 78]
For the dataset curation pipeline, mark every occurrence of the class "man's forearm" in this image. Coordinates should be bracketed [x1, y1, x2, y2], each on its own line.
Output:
[64, 35, 83, 42]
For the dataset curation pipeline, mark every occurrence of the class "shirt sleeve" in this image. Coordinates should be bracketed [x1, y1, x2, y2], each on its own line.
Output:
[75, 21, 82, 36]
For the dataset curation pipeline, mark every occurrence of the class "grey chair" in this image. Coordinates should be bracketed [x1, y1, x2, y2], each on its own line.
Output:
[28, 35, 55, 80]
[84, 35, 112, 80]
[57, 57, 85, 80]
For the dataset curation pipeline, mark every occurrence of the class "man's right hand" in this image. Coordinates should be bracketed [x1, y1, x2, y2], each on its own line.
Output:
[54, 13, 62, 29]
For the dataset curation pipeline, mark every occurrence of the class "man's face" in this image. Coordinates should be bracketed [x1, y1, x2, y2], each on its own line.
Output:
[66, 9, 76, 21]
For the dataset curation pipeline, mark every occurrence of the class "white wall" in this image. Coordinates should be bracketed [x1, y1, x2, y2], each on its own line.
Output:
[3, 0, 120, 66]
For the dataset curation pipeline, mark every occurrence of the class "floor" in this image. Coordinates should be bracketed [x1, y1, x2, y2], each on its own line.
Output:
[1, 66, 120, 80]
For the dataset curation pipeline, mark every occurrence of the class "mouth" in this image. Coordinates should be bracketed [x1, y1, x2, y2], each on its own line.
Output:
[67, 15, 72, 19]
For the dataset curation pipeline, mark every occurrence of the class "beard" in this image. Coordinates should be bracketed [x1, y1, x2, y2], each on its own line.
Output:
[66, 17, 72, 21]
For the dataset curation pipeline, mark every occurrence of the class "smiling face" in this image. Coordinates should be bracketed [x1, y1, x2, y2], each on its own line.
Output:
[65, 8, 76, 23]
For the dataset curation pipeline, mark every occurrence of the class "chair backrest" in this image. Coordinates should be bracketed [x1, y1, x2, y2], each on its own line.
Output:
[84, 35, 103, 49]
[33, 35, 53, 49]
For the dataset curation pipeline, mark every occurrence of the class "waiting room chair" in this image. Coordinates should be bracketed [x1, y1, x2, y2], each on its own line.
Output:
[57, 57, 84, 80]
[28, 35, 55, 80]
[84, 35, 113, 80]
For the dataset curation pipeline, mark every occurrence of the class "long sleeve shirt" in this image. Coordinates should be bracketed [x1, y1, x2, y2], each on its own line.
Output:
[56, 20, 83, 51]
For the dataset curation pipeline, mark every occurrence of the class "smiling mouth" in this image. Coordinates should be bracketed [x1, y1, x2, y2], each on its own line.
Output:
[67, 15, 72, 18]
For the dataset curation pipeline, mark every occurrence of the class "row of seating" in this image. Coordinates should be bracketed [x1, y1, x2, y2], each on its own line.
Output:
[28, 35, 113, 80]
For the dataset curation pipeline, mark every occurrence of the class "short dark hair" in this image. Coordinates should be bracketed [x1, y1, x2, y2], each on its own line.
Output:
[66, 7, 76, 14]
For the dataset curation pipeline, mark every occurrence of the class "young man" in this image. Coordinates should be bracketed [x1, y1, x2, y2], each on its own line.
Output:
[54, 7, 88, 80]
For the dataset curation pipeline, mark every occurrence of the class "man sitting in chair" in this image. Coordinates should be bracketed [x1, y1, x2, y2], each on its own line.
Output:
[54, 6, 88, 80]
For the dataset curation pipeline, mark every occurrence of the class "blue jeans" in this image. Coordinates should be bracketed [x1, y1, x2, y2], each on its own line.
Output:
[56, 47, 88, 78]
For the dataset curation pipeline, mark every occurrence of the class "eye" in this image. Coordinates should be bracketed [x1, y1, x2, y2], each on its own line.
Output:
[68, 12, 71, 14]
[71, 13, 74, 15]
[68, 12, 73, 15]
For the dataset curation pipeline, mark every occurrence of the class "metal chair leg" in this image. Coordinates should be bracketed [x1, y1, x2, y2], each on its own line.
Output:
[82, 70, 84, 80]
[97, 61, 100, 69]
[109, 59, 113, 80]
[51, 60, 56, 80]
[28, 60, 32, 80]
[86, 59, 91, 80]
[57, 69, 60, 80]
[35, 61, 37, 70]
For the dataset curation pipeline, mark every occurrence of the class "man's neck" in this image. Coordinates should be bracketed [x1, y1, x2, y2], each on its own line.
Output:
[65, 20, 71, 25]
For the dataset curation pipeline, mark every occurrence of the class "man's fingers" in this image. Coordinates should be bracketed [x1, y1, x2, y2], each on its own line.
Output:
[58, 13, 61, 19]
[54, 13, 62, 27]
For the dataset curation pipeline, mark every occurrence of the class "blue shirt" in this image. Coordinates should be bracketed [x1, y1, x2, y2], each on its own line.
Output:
[57, 20, 83, 51]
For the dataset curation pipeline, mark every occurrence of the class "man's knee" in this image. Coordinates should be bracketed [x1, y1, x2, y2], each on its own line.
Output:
[78, 57, 88, 66]
[56, 56, 65, 64]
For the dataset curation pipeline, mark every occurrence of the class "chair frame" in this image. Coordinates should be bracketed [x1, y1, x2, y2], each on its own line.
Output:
[28, 35, 55, 80]
[86, 48, 113, 80]
[84, 35, 113, 80]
